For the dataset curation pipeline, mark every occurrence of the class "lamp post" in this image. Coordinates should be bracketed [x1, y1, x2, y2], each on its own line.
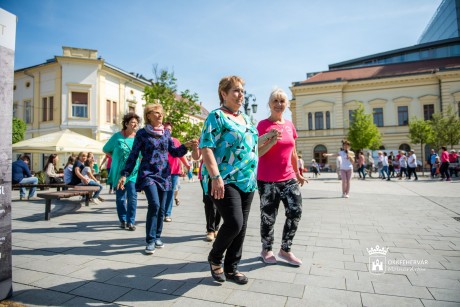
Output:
[243, 91, 257, 115]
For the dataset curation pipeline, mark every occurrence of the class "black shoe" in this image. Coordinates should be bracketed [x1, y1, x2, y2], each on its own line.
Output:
[120, 222, 127, 229]
[225, 271, 248, 285]
[127, 224, 136, 231]
[386, 178, 390, 181]
[208, 260, 225, 282]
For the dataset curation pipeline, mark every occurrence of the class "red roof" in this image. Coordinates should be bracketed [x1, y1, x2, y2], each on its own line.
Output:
[298, 57, 460, 85]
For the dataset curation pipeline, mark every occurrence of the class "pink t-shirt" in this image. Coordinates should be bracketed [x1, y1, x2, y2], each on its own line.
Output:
[441, 151, 449, 163]
[168, 138, 183, 175]
[257, 119, 297, 182]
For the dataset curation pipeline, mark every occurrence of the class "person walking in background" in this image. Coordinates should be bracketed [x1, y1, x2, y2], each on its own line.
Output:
[428, 149, 437, 178]
[101, 154, 113, 193]
[12, 155, 38, 200]
[382, 152, 390, 181]
[398, 151, 408, 180]
[103, 112, 141, 231]
[63, 156, 76, 184]
[200, 76, 258, 284]
[191, 142, 221, 242]
[388, 152, 395, 178]
[366, 152, 374, 178]
[449, 150, 458, 177]
[44, 154, 64, 184]
[118, 103, 196, 255]
[257, 88, 306, 267]
[357, 151, 366, 180]
[297, 155, 305, 176]
[439, 146, 451, 181]
[324, 140, 354, 198]
[163, 122, 191, 222]
[407, 150, 419, 181]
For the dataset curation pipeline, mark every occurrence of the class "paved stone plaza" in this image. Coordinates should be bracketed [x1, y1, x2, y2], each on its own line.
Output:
[5, 173, 460, 306]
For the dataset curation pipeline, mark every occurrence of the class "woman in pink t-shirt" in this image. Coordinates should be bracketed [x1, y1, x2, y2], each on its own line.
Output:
[257, 88, 307, 267]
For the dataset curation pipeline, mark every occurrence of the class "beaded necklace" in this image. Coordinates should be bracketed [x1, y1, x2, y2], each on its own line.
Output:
[220, 105, 241, 117]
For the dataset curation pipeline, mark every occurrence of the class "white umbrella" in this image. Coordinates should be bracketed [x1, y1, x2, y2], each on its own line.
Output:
[12, 129, 105, 154]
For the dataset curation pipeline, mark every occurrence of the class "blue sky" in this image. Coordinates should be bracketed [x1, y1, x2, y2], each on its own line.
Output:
[2, 0, 442, 121]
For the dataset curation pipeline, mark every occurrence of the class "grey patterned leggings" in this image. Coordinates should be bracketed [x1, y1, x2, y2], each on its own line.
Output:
[257, 179, 302, 252]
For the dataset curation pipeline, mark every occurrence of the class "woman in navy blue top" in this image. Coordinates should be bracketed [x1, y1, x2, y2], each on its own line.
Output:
[119, 103, 197, 254]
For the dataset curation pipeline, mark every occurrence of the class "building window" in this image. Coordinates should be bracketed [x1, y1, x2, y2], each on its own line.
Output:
[71, 92, 88, 118]
[308, 112, 312, 130]
[399, 143, 411, 152]
[41, 96, 54, 121]
[398, 106, 409, 126]
[112, 101, 117, 124]
[373, 108, 384, 127]
[326, 111, 330, 129]
[13, 102, 18, 118]
[315, 112, 324, 130]
[24, 100, 32, 124]
[349, 110, 356, 125]
[423, 104, 434, 120]
[106, 100, 111, 123]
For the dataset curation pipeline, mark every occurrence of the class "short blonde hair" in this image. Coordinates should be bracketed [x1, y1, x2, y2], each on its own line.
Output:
[218, 76, 245, 105]
[144, 103, 163, 124]
[268, 88, 290, 107]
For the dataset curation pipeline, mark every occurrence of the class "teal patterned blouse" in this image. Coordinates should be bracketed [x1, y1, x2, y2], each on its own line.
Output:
[199, 109, 258, 194]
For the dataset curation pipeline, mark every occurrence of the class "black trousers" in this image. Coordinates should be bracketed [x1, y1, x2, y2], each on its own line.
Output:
[208, 183, 254, 273]
[440, 162, 450, 179]
[407, 166, 418, 179]
[200, 180, 221, 233]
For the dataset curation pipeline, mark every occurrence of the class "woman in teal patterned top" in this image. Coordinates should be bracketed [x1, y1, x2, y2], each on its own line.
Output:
[200, 76, 272, 285]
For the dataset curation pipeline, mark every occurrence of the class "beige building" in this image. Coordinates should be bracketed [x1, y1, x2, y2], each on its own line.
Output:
[290, 57, 460, 169]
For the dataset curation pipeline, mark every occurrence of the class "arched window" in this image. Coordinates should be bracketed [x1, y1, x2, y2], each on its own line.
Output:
[379, 145, 386, 150]
[315, 112, 324, 130]
[399, 143, 411, 152]
[314, 144, 328, 167]
[308, 113, 312, 130]
[326, 111, 331, 129]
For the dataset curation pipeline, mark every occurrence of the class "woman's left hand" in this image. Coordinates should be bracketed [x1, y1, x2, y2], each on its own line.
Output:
[296, 172, 307, 186]
[211, 177, 225, 199]
[184, 139, 198, 148]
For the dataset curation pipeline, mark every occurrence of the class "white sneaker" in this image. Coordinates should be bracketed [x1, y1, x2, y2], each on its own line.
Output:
[91, 198, 101, 205]
[345, 194, 349, 198]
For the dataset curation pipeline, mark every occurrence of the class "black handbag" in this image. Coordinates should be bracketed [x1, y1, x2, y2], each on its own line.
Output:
[50, 177, 64, 184]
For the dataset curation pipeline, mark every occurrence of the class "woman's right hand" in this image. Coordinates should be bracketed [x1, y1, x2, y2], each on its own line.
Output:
[117, 176, 126, 190]
[210, 177, 225, 199]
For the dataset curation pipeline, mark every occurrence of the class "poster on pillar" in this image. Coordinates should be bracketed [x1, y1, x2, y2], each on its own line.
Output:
[0, 8, 16, 300]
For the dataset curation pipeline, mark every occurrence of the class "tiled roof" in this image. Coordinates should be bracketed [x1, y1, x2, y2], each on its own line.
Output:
[296, 57, 460, 85]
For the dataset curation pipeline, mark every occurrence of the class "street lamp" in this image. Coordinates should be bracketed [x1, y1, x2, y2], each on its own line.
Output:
[243, 92, 257, 115]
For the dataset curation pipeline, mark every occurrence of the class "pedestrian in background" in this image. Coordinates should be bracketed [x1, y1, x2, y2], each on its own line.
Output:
[324, 140, 354, 198]
[12, 155, 38, 200]
[439, 146, 451, 181]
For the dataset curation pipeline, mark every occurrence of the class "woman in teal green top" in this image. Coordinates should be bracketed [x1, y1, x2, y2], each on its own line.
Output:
[103, 112, 141, 231]
[200, 76, 270, 285]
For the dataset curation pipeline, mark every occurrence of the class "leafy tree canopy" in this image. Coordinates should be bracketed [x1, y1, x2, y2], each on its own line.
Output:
[143, 66, 202, 142]
[430, 106, 460, 150]
[347, 103, 381, 151]
[12, 117, 26, 144]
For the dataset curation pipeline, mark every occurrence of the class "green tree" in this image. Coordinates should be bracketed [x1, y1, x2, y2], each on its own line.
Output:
[347, 103, 382, 151]
[443, 106, 460, 149]
[143, 66, 202, 142]
[408, 117, 433, 176]
[430, 112, 447, 150]
[12, 117, 26, 144]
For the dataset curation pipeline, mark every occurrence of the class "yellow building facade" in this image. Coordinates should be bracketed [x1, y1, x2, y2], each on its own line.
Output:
[290, 58, 460, 170]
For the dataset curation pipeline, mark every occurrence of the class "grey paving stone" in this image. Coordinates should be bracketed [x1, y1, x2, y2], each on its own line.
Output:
[30, 274, 88, 293]
[224, 289, 287, 306]
[12, 268, 50, 285]
[421, 299, 460, 307]
[361, 293, 424, 307]
[173, 297, 232, 306]
[173, 283, 233, 303]
[115, 289, 178, 306]
[346, 278, 374, 293]
[294, 273, 346, 290]
[246, 268, 296, 283]
[150, 279, 186, 294]
[105, 273, 161, 291]
[12, 287, 75, 306]
[292, 286, 362, 306]
[408, 276, 460, 290]
[62, 296, 119, 306]
[310, 266, 359, 279]
[248, 279, 305, 298]
[428, 288, 460, 302]
[372, 282, 433, 299]
[344, 261, 368, 271]
[69, 281, 131, 302]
